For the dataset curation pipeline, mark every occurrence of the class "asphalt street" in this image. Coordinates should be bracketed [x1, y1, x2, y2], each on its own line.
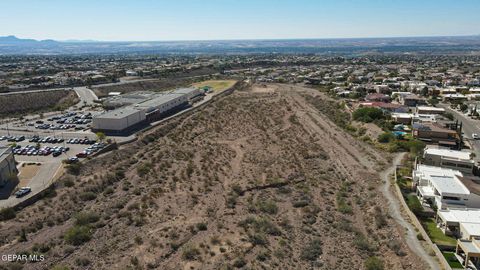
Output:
[439, 103, 480, 161]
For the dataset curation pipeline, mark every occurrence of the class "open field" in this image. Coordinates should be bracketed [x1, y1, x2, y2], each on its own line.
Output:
[192, 80, 237, 93]
[0, 90, 79, 118]
[92, 79, 192, 97]
[92, 68, 220, 97]
[0, 84, 425, 269]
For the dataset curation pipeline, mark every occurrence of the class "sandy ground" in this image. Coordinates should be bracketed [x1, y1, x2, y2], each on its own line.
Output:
[17, 163, 41, 186]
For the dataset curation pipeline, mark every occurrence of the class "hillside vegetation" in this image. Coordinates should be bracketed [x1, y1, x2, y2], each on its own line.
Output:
[0, 84, 425, 270]
[0, 90, 78, 118]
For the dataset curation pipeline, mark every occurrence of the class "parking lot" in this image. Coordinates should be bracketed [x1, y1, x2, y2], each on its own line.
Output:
[0, 134, 108, 208]
[0, 109, 102, 135]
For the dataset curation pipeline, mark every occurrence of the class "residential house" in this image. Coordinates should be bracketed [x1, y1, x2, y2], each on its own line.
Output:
[443, 93, 468, 102]
[437, 209, 480, 239]
[455, 238, 480, 269]
[401, 94, 427, 107]
[413, 165, 480, 210]
[392, 113, 413, 124]
[374, 84, 391, 94]
[416, 106, 445, 115]
[365, 93, 390, 102]
[412, 122, 459, 148]
[423, 147, 474, 174]
[359, 102, 409, 114]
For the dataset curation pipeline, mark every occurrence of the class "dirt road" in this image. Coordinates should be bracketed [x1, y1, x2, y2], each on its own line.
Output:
[381, 153, 440, 270]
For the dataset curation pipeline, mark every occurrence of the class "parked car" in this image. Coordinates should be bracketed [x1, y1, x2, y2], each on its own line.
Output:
[66, 157, 79, 164]
[473, 133, 480, 140]
[76, 152, 88, 158]
[15, 187, 31, 198]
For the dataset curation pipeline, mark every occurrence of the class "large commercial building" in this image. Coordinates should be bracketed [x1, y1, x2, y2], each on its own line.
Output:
[0, 147, 17, 187]
[92, 88, 203, 134]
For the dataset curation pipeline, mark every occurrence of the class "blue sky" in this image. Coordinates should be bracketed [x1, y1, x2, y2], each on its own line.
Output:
[1, 0, 479, 41]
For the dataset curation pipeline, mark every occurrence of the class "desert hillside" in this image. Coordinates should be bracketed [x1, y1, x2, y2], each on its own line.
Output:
[0, 84, 426, 270]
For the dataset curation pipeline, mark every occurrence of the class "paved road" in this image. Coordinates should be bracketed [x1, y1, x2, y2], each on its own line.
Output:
[438, 103, 480, 160]
[0, 161, 62, 208]
[73, 87, 98, 105]
[381, 153, 440, 270]
[0, 88, 70, 96]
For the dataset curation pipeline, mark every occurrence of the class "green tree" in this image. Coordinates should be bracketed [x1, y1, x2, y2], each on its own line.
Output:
[64, 225, 92, 246]
[95, 132, 106, 142]
[378, 132, 395, 143]
[353, 107, 384, 123]
[365, 256, 384, 270]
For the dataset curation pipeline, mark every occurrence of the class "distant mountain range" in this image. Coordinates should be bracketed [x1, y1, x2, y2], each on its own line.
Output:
[1, 35, 480, 55]
[0, 35, 58, 44]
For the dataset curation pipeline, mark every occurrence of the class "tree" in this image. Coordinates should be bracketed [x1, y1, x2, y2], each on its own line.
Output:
[365, 256, 384, 270]
[64, 225, 92, 246]
[428, 97, 439, 106]
[95, 132, 106, 142]
[353, 107, 384, 123]
[444, 112, 455, 121]
[378, 132, 395, 143]
[420, 87, 429, 97]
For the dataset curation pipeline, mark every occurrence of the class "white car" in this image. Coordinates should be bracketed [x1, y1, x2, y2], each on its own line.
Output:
[473, 133, 480, 140]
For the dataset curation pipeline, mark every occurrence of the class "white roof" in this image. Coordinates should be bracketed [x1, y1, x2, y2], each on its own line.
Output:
[417, 106, 445, 112]
[392, 113, 413, 118]
[415, 165, 469, 195]
[438, 209, 480, 224]
[442, 93, 467, 98]
[431, 175, 470, 195]
[462, 223, 480, 237]
[417, 185, 435, 197]
[424, 147, 472, 161]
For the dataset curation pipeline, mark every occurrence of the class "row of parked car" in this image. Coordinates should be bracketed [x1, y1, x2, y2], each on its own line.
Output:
[33, 123, 84, 130]
[0, 135, 25, 142]
[76, 142, 107, 158]
[48, 112, 92, 125]
[29, 136, 64, 143]
[12, 144, 70, 157]
[66, 138, 97, 145]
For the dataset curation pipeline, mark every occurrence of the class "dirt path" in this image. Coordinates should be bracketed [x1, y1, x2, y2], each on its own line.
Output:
[380, 153, 440, 270]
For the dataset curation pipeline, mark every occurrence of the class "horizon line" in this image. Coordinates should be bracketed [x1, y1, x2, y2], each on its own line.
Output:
[3, 33, 480, 43]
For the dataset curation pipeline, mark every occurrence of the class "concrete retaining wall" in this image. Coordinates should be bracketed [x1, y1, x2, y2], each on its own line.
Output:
[394, 166, 452, 270]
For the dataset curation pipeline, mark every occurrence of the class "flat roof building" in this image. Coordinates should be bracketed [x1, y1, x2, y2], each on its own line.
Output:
[413, 165, 480, 210]
[437, 209, 480, 239]
[92, 89, 197, 134]
[416, 106, 445, 115]
[423, 147, 475, 174]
